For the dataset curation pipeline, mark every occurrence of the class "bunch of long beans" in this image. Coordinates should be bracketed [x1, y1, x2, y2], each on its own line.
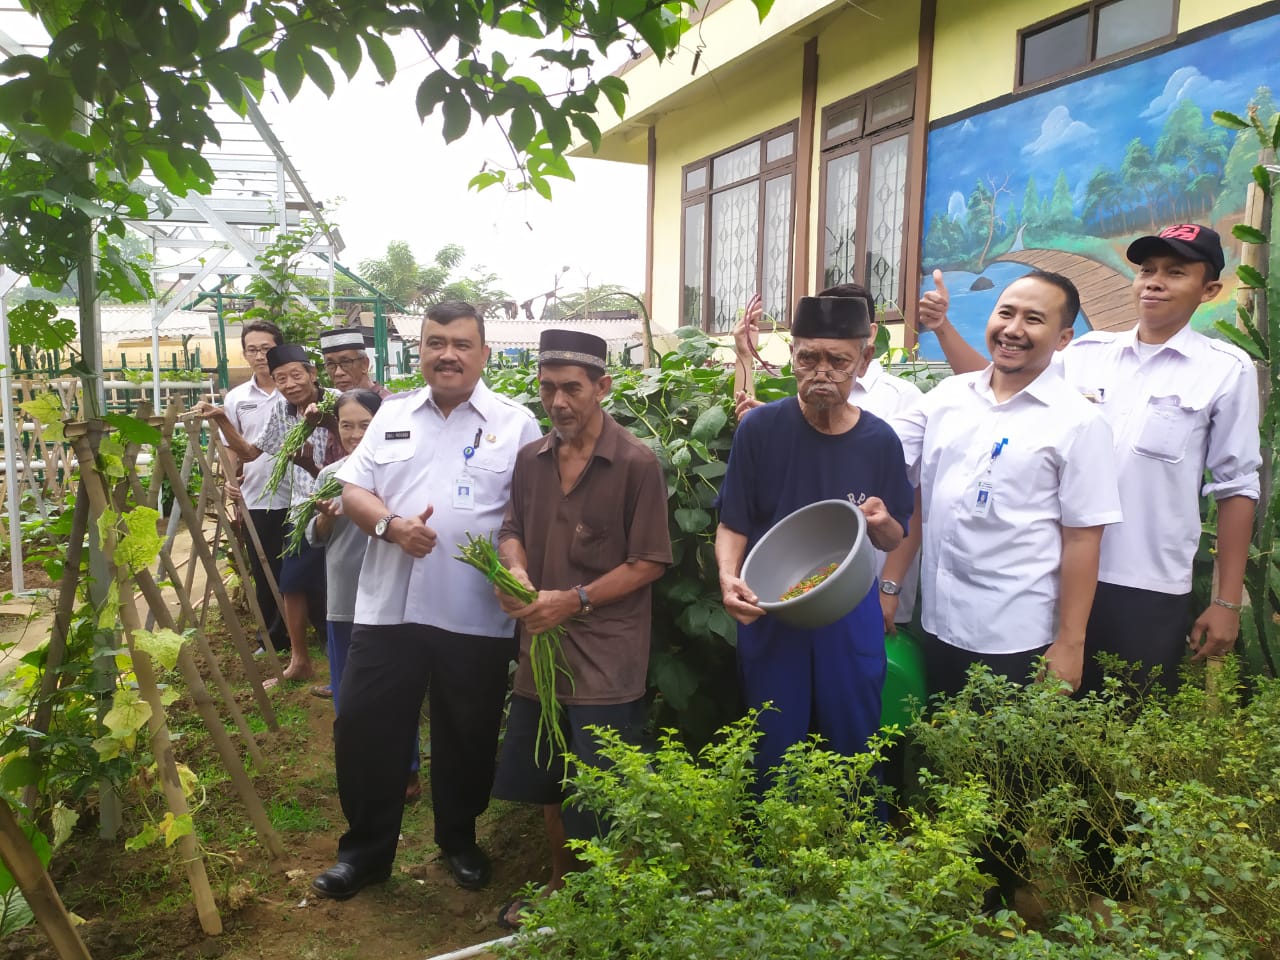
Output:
[281, 472, 343, 557]
[262, 389, 338, 499]
[455, 533, 574, 768]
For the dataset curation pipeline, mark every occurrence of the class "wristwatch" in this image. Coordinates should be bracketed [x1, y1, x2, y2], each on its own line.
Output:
[575, 585, 593, 614]
[880, 579, 901, 596]
[374, 514, 400, 541]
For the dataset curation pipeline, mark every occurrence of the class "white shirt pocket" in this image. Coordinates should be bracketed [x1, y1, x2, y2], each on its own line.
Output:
[1132, 395, 1198, 464]
[372, 442, 414, 465]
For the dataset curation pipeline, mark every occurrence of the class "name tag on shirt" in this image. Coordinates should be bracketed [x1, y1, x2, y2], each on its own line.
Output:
[973, 480, 993, 517]
[385, 430, 411, 440]
[453, 475, 475, 511]
[240, 402, 258, 411]
[1078, 387, 1106, 404]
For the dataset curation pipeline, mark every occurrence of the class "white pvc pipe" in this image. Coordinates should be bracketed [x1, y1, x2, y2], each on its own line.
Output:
[0, 290, 22, 592]
[420, 927, 550, 960]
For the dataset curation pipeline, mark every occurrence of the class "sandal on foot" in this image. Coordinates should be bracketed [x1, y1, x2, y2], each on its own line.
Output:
[496, 897, 532, 931]
[310, 685, 333, 699]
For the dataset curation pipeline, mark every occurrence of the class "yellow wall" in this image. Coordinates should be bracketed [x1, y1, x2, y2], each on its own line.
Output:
[931, 0, 1076, 120]
[1179, 0, 1264, 31]
[931, 0, 1273, 121]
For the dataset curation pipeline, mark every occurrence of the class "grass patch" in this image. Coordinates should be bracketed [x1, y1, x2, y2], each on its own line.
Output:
[267, 796, 331, 833]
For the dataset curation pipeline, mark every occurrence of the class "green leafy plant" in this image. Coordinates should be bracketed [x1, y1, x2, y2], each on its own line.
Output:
[1207, 100, 1280, 677]
[912, 659, 1280, 958]
[456, 534, 572, 766]
[263, 390, 338, 499]
[282, 472, 343, 557]
[498, 713, 1172, 960]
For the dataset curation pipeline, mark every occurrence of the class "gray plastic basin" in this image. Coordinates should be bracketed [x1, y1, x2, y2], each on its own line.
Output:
[740, 498, 877, 630]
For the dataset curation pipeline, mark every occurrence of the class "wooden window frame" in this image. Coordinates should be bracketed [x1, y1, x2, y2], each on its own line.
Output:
[1015, 0, 1179, 92]
[679, 120, 800, 332]
[816, 71, 916, 322]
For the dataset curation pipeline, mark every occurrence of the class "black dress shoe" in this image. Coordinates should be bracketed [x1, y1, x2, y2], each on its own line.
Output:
[442, 846, 492, 890]
[311, 862, 391, 901]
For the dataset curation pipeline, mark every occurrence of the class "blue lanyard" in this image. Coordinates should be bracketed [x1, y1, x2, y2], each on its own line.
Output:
[985, 438, 1008, 474]
[463, 427, 482, 464]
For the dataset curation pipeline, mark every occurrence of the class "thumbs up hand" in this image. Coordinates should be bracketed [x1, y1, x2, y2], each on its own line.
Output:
[917, 269, 951, 333]
[389, 505, 437, 558]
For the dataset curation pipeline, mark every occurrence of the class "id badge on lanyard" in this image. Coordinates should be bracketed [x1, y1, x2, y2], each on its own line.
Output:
[453, 427, 483, 511]
[973, 438, 1007, 517]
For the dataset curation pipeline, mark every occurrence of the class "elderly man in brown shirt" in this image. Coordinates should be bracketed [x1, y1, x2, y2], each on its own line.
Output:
[494, 328, 672, 929]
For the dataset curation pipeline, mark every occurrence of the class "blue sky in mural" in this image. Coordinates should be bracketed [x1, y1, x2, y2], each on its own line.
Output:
[916, 11, 1280, 359]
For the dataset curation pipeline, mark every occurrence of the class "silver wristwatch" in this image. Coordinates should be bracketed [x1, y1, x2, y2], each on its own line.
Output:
[374, 514, 400, 540]
[880, 579, 901, 596]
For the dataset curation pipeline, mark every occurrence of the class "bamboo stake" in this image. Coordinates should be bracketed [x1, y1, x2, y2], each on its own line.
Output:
[22, 481, 90, 812]
[153, 440, 283, 720]
[130, 568, 283, 858]
[68, 432, 222, 936]
[119, 458, 272, 759]
[207, 428, 285, 638]
[0, 802, 93, 960]
[187, 429, 273, 647]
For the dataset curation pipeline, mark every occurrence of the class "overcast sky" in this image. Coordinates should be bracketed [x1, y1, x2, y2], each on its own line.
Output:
[258, 35, 648, 308]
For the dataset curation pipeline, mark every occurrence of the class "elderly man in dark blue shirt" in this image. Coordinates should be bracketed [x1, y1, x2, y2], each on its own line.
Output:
[715, 296, 913, 784]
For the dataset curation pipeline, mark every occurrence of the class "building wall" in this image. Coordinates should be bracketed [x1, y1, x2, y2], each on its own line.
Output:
[635, 0, 1277, 341]
[650, 40, 807, 329]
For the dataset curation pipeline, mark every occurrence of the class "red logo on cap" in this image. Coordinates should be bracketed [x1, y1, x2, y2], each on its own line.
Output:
[1159, 224, 1201, 241]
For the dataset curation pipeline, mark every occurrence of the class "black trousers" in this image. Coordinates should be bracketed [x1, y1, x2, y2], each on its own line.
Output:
[922, 632, 1049, 702]
[244, 508, 288, 651]
[334, 622, 517, 873]
[923, 633, 1050, 905]
[1079, 581, 1192, 698]
[1075, 582, 1191, 898]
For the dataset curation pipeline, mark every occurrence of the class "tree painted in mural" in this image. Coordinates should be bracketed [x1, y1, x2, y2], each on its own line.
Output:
[919, 12, 1280, 358]
[923, 97, 1249, 271]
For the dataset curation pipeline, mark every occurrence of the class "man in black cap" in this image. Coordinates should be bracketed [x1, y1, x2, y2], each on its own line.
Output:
[319, 326, 392, 398]
[197, 343, 339, 681]
[490, 328, 672, 929]
[715, 296, 913, 785]
[916, 224, 1260, 697]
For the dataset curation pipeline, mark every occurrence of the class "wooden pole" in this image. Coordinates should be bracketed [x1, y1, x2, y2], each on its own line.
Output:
[22, 482, 90, 811]
[153, 440, 283, 720]
[207, 428, 286, 633]
[0, 802, 93, 960]
[130, 569, 283, 858]
[188, 429, 274, 647]
[68, 433, 223, 936]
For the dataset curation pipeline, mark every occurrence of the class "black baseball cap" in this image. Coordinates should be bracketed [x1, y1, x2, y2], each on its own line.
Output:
[1126, 223, 1225, 276]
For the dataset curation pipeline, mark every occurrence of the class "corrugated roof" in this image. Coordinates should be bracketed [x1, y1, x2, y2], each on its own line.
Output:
[56, 305, 214, 340]
[388, 313, 658, 350]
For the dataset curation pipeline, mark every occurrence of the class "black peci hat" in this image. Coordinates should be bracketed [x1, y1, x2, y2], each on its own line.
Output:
[266, 343, 310, 372]
[792, 296, 871, 340]
[539, 329, 608, 372]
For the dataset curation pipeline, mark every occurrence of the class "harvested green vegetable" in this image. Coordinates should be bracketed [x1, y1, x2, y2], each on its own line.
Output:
[262, 390, 338, 500]
[455, 533, 573, 769]
[282, 473, 343, 557]
[780, 563, 839, 601]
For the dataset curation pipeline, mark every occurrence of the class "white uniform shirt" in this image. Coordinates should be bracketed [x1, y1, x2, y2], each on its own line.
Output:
[338, 381, 543, 634]
[222, 378, 290, 510]
[850, 358, 925, 624]
[892, 365, 1123, 654]
[1058, 326, 1260, 594]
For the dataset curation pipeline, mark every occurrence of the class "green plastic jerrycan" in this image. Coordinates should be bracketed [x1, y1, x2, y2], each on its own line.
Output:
[881, 628, 927, 730]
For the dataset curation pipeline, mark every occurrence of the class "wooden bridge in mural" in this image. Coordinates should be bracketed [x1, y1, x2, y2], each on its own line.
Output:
[995, 249, 1136, 333]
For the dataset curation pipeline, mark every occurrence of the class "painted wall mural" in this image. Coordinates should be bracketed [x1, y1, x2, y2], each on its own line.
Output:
[918, 11, 1280, 360]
